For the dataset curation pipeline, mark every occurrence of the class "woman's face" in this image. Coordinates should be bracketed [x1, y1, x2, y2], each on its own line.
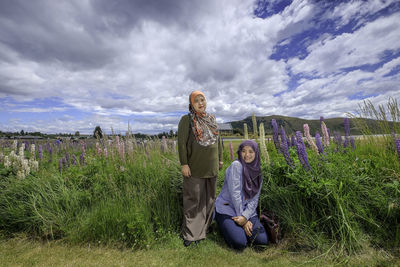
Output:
[192, 95, 207, 113]
[241, 145, 255, 163]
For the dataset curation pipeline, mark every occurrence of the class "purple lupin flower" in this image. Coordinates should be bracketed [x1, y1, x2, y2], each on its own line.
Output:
[291, 135, 296, 148]
[229, 141, 234, 161]
[58, 158, 62, 173]
[344, 118, 350, 137]
[66, 152, 70, 167]
[296, 131, 310, 171]
[280, 126, 293, 167]
[350, 136, 356, 150]
[48, 146, 53, 163]
[396, 138, 400, 164]
[62, 157, 67, 169]
[344, 118, 350, 148]
[38, 145, 43, 160]
[320, 116, 324, 126]
[80, 152, 85, 165]
[72, 154, 77, 165]
[271, 119, 280, 152]
[315, 132, 324, 155]
[287, 136, 291, 147]
[344, 138, 349, 148]
[333, 131, 343, 146]
[295, 131, 305, 167]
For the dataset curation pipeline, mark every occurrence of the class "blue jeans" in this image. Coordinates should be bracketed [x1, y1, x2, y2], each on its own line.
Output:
[215, 211, 268, 250]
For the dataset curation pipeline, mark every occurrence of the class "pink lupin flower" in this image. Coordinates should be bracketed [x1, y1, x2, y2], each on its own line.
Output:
[119, 141, 125, 161]
[173, 140, 177, 153]
[104, 147, 108, 158]
[126, 141, 133, 156]
[30, 144, 36, 159]
[321, 121, 330, 147]
[303, 124, 318, 154]
[229, 141, 234, 161]
[161, 136, 168, 153]
[80, 140, 86, 153]
[96, 142, 102, 156]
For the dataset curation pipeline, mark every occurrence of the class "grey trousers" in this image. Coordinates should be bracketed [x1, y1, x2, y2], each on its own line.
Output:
[181, 176, 217, 241]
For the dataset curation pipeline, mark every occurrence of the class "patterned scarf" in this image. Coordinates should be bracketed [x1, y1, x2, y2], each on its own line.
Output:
[237, 140, 262, 199]
[188, 91, 219, 146]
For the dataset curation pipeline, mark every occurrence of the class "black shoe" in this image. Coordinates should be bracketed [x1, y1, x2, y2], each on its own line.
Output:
[183, 240, 193, 247]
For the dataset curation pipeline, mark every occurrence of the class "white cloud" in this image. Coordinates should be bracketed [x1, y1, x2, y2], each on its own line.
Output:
[328, 0, 395, 29]
[289, 12, 400, 76]
[8, 107, 68, 113]
[278, 55, 400, 119]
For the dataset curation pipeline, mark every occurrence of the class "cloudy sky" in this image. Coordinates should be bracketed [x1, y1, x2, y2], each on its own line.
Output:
[0, 0, 399, 134]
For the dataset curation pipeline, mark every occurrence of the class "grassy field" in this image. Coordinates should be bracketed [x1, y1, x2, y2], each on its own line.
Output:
[1, 234, 398, 267]
[1, 100, 399, 266]
[0, 136, 399, 266]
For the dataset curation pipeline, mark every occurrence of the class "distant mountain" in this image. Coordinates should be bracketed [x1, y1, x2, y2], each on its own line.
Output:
[228, 115, 390, 136]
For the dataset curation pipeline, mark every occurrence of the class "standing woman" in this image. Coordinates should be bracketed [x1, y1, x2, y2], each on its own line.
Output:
[178, 91, 223, 247]
[215, 140, 268, 250]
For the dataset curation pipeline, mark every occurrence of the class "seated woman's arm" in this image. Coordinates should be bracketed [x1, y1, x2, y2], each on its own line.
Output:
[242, 180, 263, 220]
[227, 161, 244, 216]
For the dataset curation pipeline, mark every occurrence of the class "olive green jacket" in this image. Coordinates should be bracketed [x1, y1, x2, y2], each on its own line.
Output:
[178, 114, 223, 178]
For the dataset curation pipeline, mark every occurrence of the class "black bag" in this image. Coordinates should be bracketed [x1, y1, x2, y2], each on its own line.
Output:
[260, 211, 282, 244]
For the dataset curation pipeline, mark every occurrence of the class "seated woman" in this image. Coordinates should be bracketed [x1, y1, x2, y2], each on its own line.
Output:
[215, 140, 268, 251]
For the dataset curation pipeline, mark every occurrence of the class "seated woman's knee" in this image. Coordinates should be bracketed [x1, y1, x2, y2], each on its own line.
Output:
[253, 231, 268, 246]
[229, 235, 247, 250]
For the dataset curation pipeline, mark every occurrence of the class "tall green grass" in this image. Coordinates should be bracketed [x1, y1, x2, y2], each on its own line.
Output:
[0, 143, 182, 249]
[260, 141, 399, 255]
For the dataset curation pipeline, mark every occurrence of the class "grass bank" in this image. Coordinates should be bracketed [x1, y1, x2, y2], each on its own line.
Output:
[0, 234, 398, 267]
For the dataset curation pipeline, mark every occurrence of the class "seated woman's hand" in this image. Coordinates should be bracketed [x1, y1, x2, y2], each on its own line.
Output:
[243, 221, 253, 237]
[232, 216, 247, 226]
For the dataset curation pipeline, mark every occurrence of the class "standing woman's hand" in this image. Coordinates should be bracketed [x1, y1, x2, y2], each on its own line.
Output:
[219, 161, 223, 170]
[181, 164, 191, 178]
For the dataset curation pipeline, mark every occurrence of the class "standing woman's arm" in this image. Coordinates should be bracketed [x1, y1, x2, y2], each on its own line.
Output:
[178, 115, 191, 177]
[218, 136, 223, 169]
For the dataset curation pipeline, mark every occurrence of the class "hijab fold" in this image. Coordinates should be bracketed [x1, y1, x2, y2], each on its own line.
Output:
[188, 91, 219, 146]
[237, 140, 262, 199]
